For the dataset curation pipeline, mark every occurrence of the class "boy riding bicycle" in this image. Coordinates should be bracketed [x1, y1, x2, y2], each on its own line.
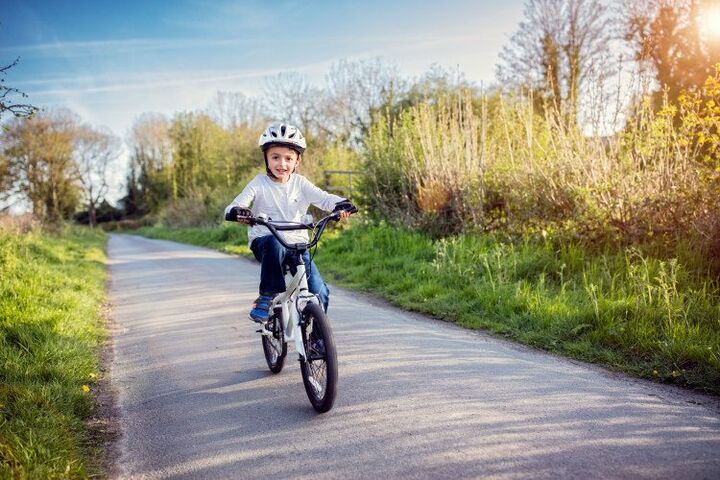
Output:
[224, 122, 354, 322]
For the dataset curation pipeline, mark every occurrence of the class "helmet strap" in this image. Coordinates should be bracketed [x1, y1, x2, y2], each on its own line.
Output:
[264, 152, 277, 179]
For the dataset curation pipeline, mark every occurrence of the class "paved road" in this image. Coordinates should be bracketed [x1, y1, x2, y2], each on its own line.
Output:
[107, 234, 720, 479]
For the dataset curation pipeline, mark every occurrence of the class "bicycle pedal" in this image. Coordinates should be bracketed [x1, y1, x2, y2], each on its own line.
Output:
[257, 323, 273, 334]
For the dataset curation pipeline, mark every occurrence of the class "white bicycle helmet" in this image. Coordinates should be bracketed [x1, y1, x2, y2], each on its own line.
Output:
[258, 122, 306, 154]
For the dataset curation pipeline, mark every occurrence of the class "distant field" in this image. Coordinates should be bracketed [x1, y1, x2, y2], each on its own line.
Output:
[0, 225, 107, 478]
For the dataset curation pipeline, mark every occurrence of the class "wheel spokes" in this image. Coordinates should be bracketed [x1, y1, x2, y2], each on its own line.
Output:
[265, 319, 283, 361]
[269, 336, 281, 356]
[307, 359, 327, 396]
[301, 312, 333, 403]
[268, 341, 279, 361]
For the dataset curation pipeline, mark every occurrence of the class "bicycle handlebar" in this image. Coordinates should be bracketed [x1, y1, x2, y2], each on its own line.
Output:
[241, 208, 355, 250]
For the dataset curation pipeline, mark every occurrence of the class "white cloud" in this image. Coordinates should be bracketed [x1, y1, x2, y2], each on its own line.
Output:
[0, 37, 254, 57]
[29, 67, 302, 97]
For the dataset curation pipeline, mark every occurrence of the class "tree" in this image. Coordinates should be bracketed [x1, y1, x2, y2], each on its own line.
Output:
[207, 91, 266, 130]
[124, 113, 172, 214]
[73, 125, 118, 227]
[168, 112, 229, 197]
[625, 0, 720, 105]
[497, 0, 614, 121]
[1, 58, 38, 120]
[320, 58, 406, 143]
[0, 110, 80, 220]
[388, 65, 474, 111]
[263, 72, 321, 135]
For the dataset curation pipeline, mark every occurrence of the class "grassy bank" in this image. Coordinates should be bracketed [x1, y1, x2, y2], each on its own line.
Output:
[0, 225, 108, 478]
[134, 221, 720, 395]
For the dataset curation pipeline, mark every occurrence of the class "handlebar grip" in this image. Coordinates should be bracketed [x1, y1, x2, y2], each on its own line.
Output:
[225, 206, 253, 222]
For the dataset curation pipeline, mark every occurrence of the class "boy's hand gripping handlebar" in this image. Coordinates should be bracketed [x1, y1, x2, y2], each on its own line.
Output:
[228, 204, 357, 250]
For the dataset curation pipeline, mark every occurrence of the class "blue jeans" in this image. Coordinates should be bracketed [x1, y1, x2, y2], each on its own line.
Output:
[250, 235, 330, 312]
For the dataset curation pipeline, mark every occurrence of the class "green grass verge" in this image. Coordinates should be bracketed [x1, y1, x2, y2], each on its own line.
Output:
[0, 226, 108, 479]
[133, 221, 720, 395]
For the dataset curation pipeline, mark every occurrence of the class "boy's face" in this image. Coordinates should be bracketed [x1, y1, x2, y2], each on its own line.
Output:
[266, 145, 300, 183]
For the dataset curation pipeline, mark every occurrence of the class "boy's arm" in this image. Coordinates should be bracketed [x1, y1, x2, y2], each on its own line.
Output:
[224, 178, 258, 220]
[300, 176, 348, 212]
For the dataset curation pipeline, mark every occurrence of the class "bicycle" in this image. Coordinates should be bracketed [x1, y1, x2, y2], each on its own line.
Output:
[241, 207, 355, 413]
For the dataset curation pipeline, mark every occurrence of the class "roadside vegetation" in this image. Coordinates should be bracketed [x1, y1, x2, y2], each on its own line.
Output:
[319, 222, 720, 394]
[0, 217, 108, 478]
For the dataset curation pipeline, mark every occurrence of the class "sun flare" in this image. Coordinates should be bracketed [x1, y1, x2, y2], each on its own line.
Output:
[700, 4, 720, 39]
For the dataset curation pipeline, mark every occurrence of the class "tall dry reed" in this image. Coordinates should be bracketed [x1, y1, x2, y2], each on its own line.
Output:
[361, 68, 720, 265]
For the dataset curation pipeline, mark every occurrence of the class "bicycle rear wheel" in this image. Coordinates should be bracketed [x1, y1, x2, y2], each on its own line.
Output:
[299, 303, 338, 413]
[262, 313, 287, 374]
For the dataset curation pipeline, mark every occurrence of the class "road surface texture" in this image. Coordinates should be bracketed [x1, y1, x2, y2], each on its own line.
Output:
[108, 234, 720, 479]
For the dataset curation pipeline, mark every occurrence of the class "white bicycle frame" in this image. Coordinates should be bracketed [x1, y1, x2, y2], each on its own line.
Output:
[260, 261, 320, 360]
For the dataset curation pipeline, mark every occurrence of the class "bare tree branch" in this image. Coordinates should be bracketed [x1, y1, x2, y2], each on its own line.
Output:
[0, 56, 38, 120]
[496, 0, 615, 121]
[73, 124, 119, 226]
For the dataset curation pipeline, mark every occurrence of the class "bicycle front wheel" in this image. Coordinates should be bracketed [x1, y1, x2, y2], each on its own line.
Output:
[262, 313, 287, 374]
[299, 304, 338, 413]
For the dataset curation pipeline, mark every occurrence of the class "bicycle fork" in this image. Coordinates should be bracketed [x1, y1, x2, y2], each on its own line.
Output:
[258, 263, 318, 362]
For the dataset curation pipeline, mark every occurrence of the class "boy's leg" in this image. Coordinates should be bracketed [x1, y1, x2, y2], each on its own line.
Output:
[250, 235, 287, 296]
[302, 251, 330, 312]
[249, 235, 286, 321]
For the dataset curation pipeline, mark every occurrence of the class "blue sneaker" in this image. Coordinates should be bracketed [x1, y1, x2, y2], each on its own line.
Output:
[249, 295, 273, 323]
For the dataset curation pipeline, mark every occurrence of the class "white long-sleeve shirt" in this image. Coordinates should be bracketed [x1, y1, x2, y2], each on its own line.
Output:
[224, 174, 346, 246]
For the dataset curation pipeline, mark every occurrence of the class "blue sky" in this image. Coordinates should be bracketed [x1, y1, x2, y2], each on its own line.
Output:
[2, 0, 525, 138]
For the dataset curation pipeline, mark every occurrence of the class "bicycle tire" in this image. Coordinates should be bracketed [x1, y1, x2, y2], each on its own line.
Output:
[262, 313, 287, 374]
[299, 303, 338, 413]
